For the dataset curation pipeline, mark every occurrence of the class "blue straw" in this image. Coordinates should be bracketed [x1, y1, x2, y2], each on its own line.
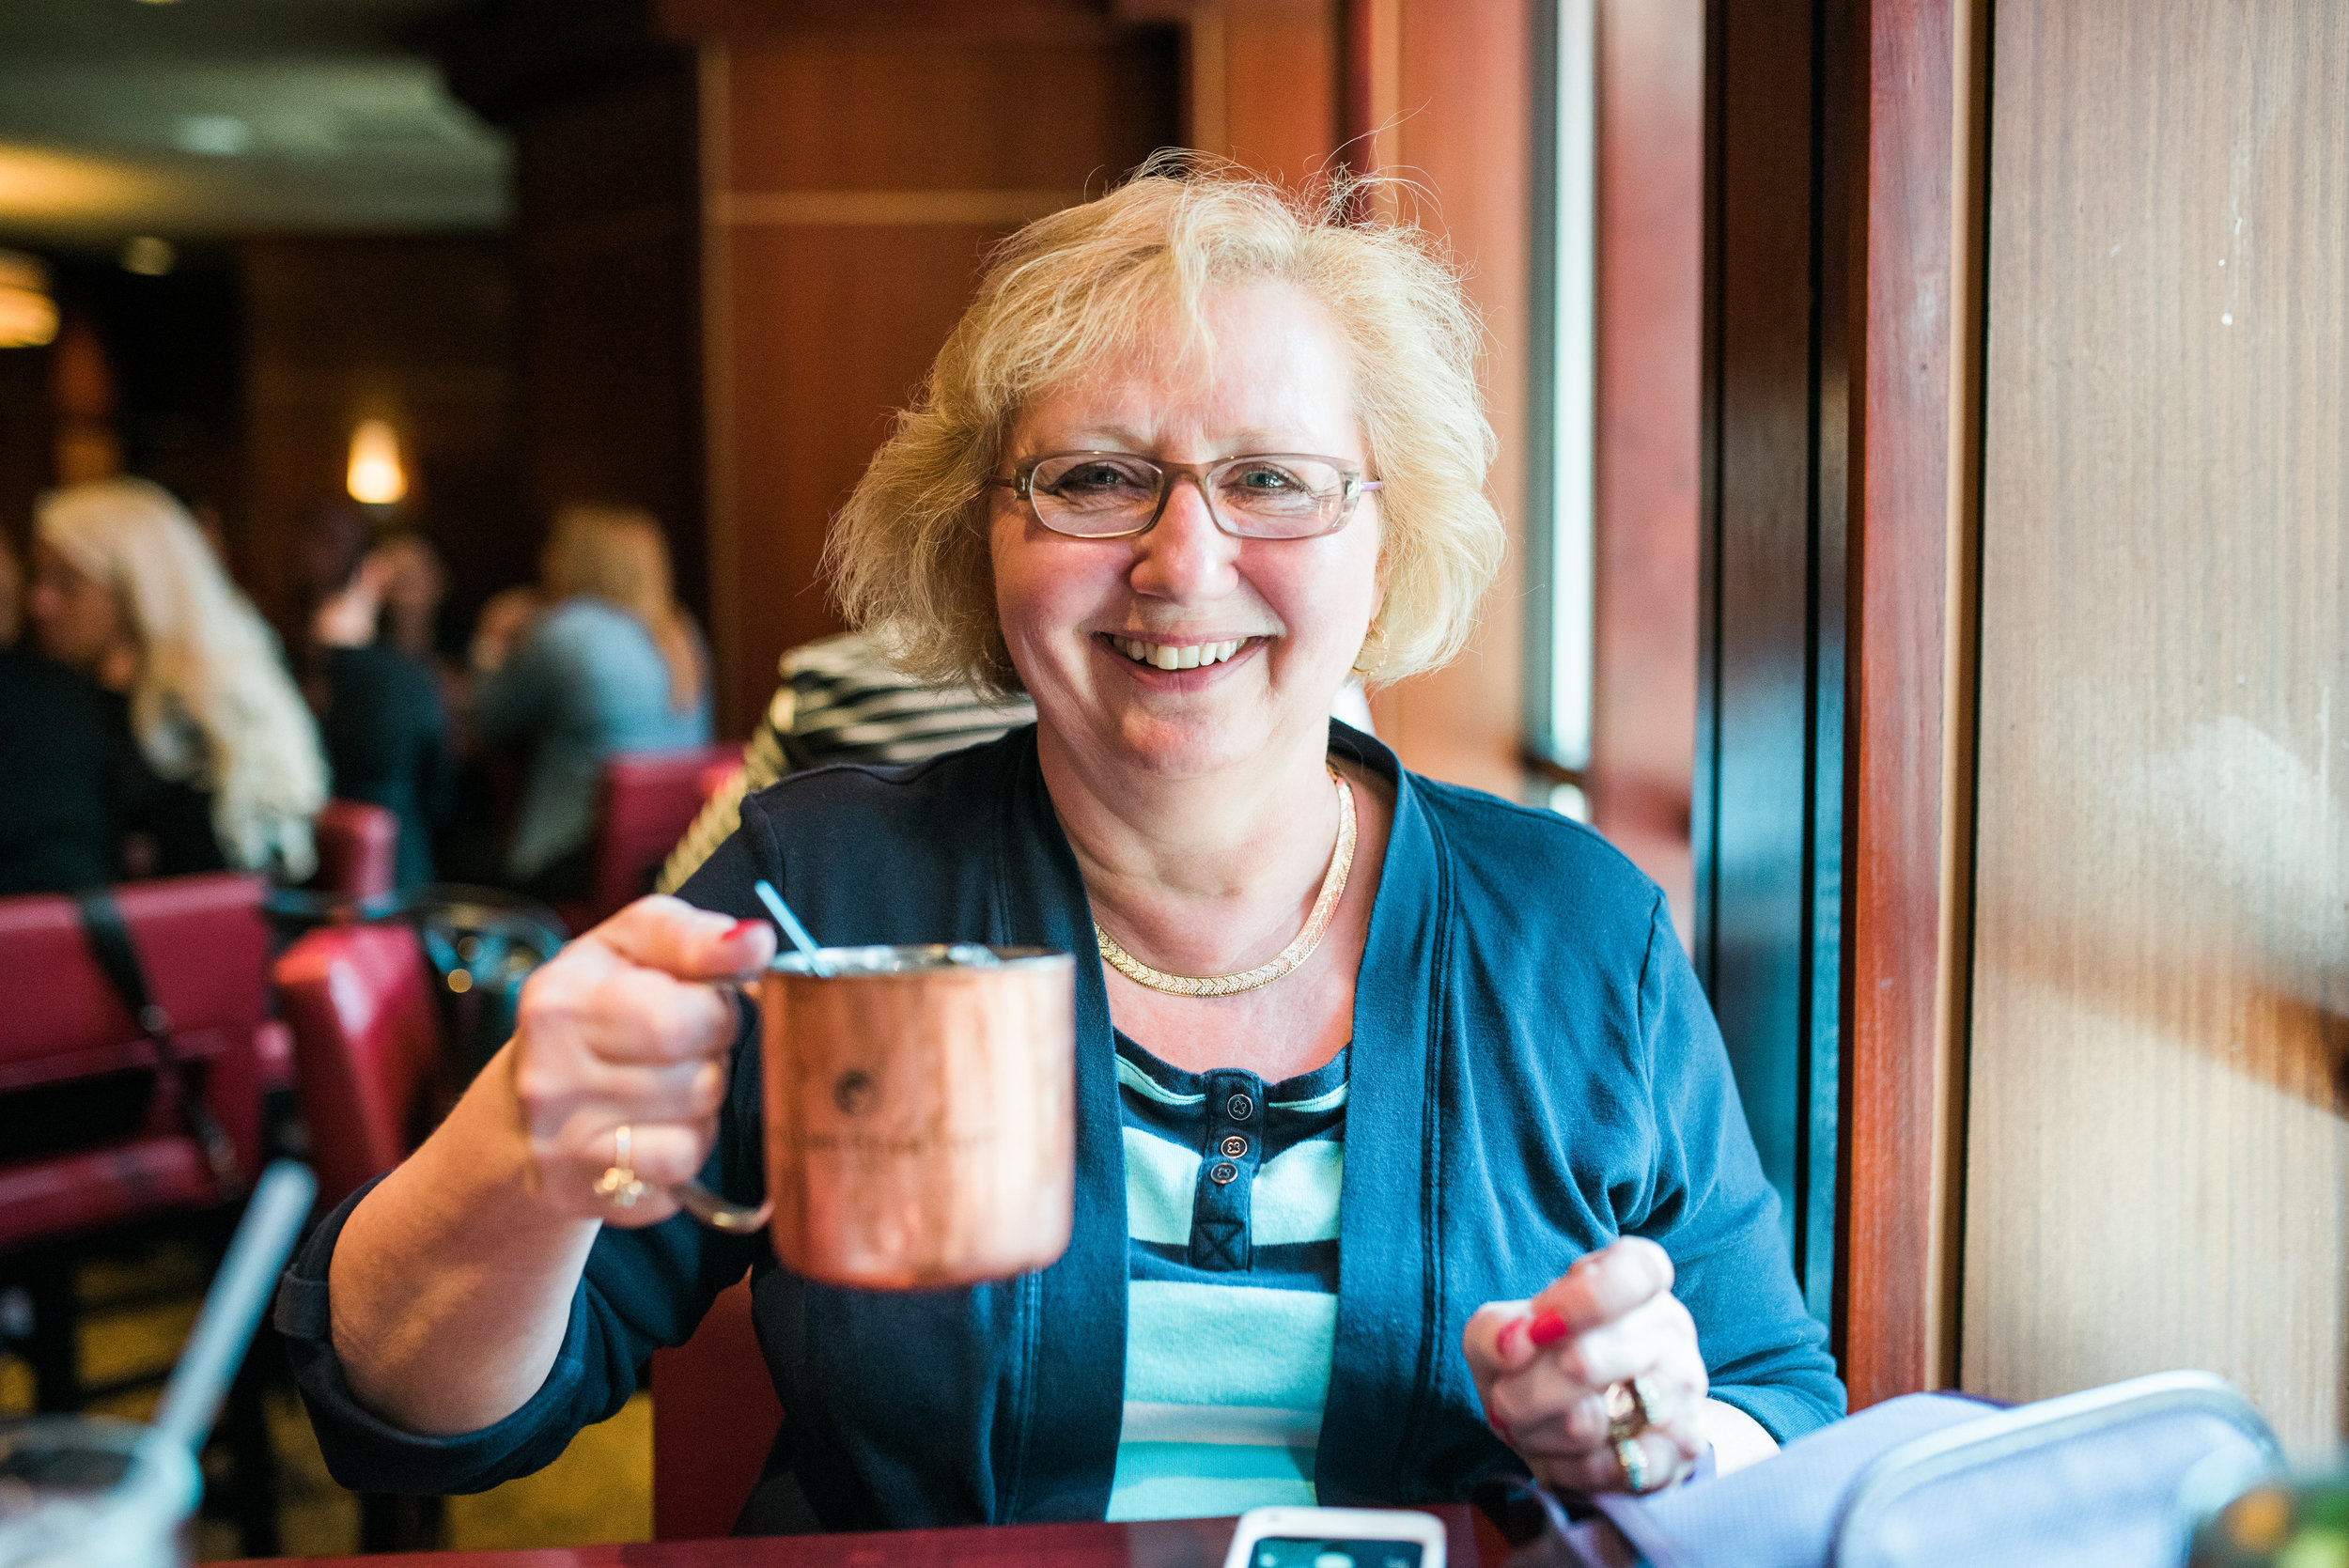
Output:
[752, 880, 829, 973]
[152, 1160, 318, 1453]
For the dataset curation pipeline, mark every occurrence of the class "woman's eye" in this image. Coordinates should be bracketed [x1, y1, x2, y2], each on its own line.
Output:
[1232, 465, 1302, 491]
[1047, 462, 1152, 494]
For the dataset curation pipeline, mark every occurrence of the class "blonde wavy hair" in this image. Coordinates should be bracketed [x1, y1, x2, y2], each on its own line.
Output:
[542, 503, 705, 713]
[38, 477, 326, 878]
[828, 153, 1504, 695]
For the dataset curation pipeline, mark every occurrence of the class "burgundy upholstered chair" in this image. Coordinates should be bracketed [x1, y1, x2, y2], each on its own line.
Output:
[562, 743, 739, 932]
[271, 921, 445, 1214]
[0, 871, 278, 1550]
[0, 873, 269, 1272]
[309, 799, 400, 903]
[650, 1275, 784, 1541]
[270, 918, 456, 1551]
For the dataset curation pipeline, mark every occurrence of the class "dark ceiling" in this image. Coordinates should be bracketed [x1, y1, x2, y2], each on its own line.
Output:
[0, 0, 508, 249]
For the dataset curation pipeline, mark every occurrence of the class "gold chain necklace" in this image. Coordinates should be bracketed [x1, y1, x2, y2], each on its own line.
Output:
[1094, 768, 1357, 999]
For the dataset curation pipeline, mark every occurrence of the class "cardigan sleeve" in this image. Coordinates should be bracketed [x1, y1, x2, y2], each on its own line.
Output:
[1631, 893, 1847, 1443]
[277, 1002, 770, 1495]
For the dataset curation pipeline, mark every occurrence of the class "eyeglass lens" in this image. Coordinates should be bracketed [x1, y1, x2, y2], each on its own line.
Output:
[1027, 454, 1354, 538]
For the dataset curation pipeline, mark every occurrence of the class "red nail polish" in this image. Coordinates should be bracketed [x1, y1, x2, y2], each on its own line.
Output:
[1497, 1319, 1526, 1358]
[1491, 1418, 1514, 1444]
[728, 919, 763, 939]
[1527, 1312, 1567, 1348]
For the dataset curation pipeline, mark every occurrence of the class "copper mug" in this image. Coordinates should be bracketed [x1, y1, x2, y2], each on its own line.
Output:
[668, 945, 1076, 1290]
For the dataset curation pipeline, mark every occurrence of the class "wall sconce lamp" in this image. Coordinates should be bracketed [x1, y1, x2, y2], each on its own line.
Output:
[0, 250, 59, 349]
[346, 417, 408, 506]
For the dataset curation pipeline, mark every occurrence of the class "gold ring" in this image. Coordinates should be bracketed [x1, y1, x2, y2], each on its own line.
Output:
[1603, 1380, 1645, 1443]
[592, 1124, 649, 1208]
[1615, 1436, 1652, 1493]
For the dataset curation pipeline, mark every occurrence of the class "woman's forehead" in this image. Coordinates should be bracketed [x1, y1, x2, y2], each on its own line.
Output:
[1012, 281, 1362, 449]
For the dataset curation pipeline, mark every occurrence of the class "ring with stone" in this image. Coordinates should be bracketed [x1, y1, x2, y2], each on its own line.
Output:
[592, 1123, 649, 1208]
[1603, 1379, 1647, 1443]
[1631, 1372, 1669, 1428]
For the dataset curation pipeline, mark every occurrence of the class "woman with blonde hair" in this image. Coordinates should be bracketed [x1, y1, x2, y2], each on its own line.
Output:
[290, 159, 1838, 1530]
[28, 475, 325, 879]
[470, 503, 711, 897]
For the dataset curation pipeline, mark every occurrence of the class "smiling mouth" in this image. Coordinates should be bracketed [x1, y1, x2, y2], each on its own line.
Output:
[1105, 634, 1252, 672]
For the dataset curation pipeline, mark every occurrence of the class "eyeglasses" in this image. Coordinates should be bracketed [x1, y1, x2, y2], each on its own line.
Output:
[989, 451, 1383, 541]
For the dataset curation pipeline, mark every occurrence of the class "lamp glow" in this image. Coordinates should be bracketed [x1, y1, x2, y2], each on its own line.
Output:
[0, 249, 58, 349]
[346, 419, 407, 505]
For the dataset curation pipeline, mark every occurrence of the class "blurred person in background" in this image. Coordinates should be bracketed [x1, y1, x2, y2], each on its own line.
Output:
[0, 527, 143, 894]
[470, 502, 711, 902]
[375, 528, 450, 665]
[26, 475, 326, 881]
[655, 629, 1035, 893]
[301, 505, 456, 891]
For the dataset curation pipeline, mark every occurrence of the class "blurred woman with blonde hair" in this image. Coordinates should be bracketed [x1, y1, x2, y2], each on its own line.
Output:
[27, 475, 326, 880]
[471, 502, 711, 898]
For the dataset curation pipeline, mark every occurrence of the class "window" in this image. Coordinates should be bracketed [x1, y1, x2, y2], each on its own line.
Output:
[1523, 0, 1598, 821]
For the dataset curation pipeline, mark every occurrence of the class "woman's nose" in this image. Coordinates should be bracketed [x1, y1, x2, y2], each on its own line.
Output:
[1128, 473, 1238, 600]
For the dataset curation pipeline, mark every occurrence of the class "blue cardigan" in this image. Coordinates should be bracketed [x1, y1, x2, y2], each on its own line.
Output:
[278, 723, 1843, 1530]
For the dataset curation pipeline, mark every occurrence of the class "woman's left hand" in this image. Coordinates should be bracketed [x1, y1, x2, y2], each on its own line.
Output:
[1463, 1237, 1712, 1495]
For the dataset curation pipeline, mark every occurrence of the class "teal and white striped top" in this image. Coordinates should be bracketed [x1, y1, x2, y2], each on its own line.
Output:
[1106, 1033, 1348, 1522]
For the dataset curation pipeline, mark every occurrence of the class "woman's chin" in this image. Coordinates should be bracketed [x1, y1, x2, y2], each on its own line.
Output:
[1038, 700, 1269, 783]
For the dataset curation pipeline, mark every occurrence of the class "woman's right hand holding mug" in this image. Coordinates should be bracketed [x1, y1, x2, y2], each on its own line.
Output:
[508, 896, 775, 1227]
[331, 896, 773, 1436]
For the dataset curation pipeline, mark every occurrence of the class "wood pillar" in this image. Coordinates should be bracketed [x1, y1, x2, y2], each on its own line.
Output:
[1835, 0, 1980, 1408]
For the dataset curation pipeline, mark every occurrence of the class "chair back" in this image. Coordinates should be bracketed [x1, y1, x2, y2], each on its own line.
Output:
[311, 800, 399, 901]
[650, 1277, 783, 1541]
[272, 923, 443, 1211]
[0, 873, 270, 1254]
[583, 745, 739, 926]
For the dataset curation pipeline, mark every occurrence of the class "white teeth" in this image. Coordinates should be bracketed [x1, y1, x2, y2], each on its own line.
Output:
[1111, 635, 1250, 669]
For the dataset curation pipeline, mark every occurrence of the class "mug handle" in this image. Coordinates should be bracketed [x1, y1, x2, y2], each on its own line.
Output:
[655, 978, 772, 1234]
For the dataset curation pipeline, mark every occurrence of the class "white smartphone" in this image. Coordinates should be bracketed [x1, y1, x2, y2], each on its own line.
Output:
[1220, 1504, 1449, 1568]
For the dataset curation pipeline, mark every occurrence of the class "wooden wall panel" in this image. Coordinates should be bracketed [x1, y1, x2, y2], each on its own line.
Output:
[513, 62, 707, 623]
[1359, 0, 1530, 800]
[241, 236, 520, 646]
[1963, 0, 2349, 1452]
[689, 24, 1179, 733]
[1590, 0, 1702, 931]
[721, 220, 1014, 701]
[1185, 1, 1342, 188]
[724, 34, 1173, 194]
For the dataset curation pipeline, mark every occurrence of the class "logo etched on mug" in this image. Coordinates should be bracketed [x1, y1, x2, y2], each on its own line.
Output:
[832, 1069, 877, 1116]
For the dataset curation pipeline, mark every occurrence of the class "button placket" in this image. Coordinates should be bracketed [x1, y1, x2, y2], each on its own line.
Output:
[1189, 1069, 1266, 1272]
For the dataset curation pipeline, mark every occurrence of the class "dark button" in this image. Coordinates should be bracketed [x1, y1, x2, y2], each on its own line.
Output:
[1220, 1134, 1249, 1159]
[1208, 1160, 1239, 1185]
[1226, 1093, 1255, 1121]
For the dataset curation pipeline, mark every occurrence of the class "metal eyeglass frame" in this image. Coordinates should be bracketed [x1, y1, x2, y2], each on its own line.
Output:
[988, 450, 1385, 540]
